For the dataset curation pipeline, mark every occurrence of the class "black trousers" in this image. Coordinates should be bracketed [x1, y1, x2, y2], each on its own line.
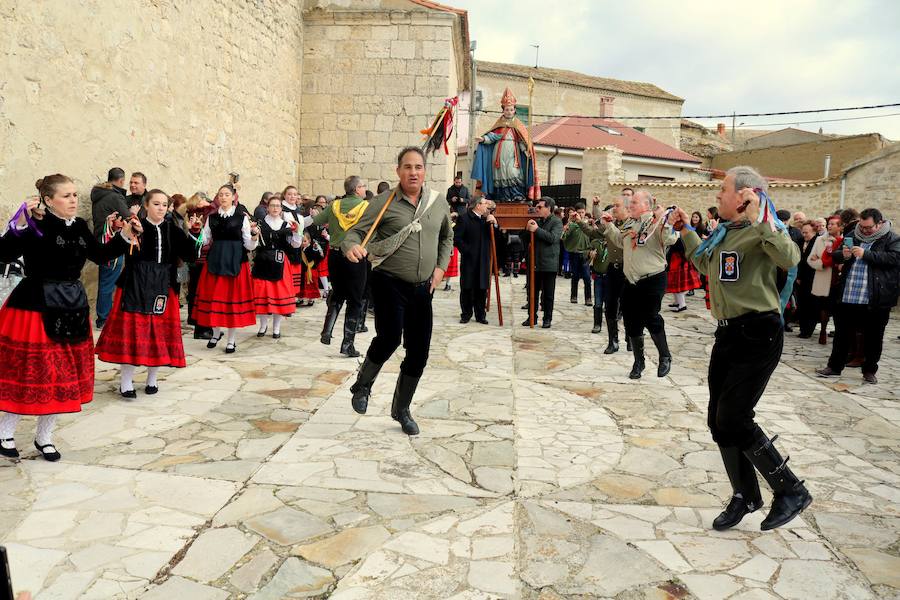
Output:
[460, 287, 488, 320]
[828, 303, 891, 374]
[796, 281, 817, 335]
[525, 271, 557, 323]
[604, 264, 626, 321]
[367, 271, 434, 378]
[328, 251, 368, 321]
[708, 312, 783, 448]
[621, 271, 667, 338]
[569, 253, 591, 299]
[186, 263, 204, 326]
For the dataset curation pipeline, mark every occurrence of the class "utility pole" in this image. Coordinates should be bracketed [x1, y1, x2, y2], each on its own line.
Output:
[468, 40, 477, 190]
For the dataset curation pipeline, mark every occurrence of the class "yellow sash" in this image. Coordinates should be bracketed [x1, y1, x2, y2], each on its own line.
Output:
[332, 199, 369, 231]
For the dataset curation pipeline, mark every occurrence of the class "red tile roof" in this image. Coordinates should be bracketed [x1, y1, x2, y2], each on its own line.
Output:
[531, 116, 701, 164]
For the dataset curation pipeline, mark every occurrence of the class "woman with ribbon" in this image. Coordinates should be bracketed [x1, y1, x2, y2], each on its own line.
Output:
[191, 184, 260, 354]
[252, 194, 302, 339]
[0, 174, 138, 461]
[95, 190, 201, 398]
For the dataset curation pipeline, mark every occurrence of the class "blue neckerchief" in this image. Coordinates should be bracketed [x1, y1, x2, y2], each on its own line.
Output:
[694, 221, 730, 257]
[694, 190, 787, 258]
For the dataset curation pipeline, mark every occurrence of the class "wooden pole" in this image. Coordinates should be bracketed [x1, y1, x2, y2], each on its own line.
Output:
[489, 224, 503, 326]
[529, 230, 535, 328]
[486, 243, 492, 311]
[360, 191, 396, 250]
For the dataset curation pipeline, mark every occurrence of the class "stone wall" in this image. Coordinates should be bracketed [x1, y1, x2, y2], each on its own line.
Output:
[0, 0, 304, 217]
[583, 144, 900, 221]
[299, 1, 467, 195]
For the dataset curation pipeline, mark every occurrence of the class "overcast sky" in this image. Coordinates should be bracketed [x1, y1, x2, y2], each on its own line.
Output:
[448, 0, 900, 140]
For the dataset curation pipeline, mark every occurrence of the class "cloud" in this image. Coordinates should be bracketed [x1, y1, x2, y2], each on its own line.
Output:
[449, 0, 900, 138]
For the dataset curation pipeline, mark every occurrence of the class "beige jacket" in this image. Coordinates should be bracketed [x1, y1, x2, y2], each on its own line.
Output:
[807, 234, 836, 297]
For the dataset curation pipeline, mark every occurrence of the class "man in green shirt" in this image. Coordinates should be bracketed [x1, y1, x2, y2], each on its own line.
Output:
[593, 193, 631, 353]
[342, 147, 454, 436]
[562, 202, 592, 306]
[314, 176, 369, 357]
[669, 165, 811, 533]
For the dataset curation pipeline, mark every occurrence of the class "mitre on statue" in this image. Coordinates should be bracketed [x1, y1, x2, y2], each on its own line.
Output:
[500, 87, 517, 108]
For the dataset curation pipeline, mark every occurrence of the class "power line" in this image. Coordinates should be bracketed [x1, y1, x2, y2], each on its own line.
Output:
[478, 102, 900, 121]
[565, 112, 900, 131]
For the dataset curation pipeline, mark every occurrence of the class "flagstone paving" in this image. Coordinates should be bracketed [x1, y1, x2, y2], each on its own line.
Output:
[1, 279, 898, 599]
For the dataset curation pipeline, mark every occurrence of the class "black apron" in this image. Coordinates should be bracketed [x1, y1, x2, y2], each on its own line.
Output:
[42, 280, 90, 343]
[252, 247, 286, 281]
[207, 240, 243, 277]
[122, 262, 171, 314]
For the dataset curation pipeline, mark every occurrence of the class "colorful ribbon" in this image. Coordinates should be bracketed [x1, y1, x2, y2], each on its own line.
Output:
[7, 202, 43, 237]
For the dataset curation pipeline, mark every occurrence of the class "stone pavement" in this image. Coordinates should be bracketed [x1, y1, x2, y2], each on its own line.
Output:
[1, 277, 899, 599]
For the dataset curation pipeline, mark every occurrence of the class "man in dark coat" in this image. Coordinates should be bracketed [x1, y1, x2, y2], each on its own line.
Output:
[446, 175, 470, 214]
[522, 197, 563, 328]
[90, 167, 130, 329]
[454, 197, 498, 324]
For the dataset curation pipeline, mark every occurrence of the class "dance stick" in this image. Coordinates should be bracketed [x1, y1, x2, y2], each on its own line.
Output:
[529, 230, 535, 328]
[489, 224, 503, 326]
[360, 191, 396, 249]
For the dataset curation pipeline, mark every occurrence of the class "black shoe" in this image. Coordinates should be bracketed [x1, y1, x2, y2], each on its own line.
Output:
[0, 439, 19, 459]
[34, 440, 61, 462]
[95, 319, 106, 329]
[628, 336, 645, 379]
[591, 307, 603, 334]
[207, 332, 224, 349]
[273, 332, 281, 339]
[784, 324, 794, 332]
[144, 386, 158, 395]
[816, 366, 840, 377]
[687, 289, 695, 296]
[744, 432, 813, 530]
[570, 296, 578, 304]
[460, 316, 471, 323]
[797, 332, 812, 339]
[357, 323, 368, 333]
[541, 321, 551, 329]
[476, 318, 489, 325]
[391, 373, 420, 436]
[650, 331, 672, 377]
[257, 326, 268, 337]
[225, 343, 236, 354]
[713, 446, 763, 530]
[521, 318, 536, 327]
[121, 388, 137, 399]
[670, 306, 687, 313]
[668, 303, 679, 308]
[520, 304, 529, 310]
[350, 357, 383, 414]
[585, 298, 592, 306]
[626, 337, 632, 352]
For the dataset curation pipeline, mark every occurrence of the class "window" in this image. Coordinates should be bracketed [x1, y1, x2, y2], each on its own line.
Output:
[592, 124, 623, 136]
[564, 168, 583, 184]
[634, 126, 645, 133]
[515, 105, 529, 122]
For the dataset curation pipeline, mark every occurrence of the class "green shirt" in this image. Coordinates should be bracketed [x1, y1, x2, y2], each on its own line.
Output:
[312, 194, 365, 248]
[562, 220, 591, 253]
[682, 223, 800, 320]
[342, 186, 454, 284]
[602, 213, 678, 284]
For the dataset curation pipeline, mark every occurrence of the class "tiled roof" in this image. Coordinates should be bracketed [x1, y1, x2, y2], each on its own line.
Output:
[476, 60, 683, 102]
[531, 116, 701, 164]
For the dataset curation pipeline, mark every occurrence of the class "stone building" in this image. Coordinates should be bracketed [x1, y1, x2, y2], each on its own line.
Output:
[0, 0, 471, 215]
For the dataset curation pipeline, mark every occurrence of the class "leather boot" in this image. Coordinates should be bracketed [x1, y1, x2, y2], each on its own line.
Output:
[713, 446, 763, 531]
[650, 330, 672, 377]
[340, 314, 361, 357]
[357, 299, 369, 332]
[320, 297, 344, 345]
[349, 357, 382, 414]
[628, 336, 645, 379]
[390, 373, 420, 435]
[591, 307, 603, 334]
[626, 337, 632, 351]
[604, 315, 619, 354]
[743, 432, 813, 530]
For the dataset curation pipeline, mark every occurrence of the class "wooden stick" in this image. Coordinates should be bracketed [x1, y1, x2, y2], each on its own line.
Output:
[360, 191, 396, 249]
[486, 246, 492, 311]
[529, 230, 535, 328]
[489, 224, 503, 326]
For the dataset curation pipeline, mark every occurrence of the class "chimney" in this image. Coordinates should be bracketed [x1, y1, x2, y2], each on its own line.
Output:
[599, 96, 614, 118]
[716, 123, 726, 138]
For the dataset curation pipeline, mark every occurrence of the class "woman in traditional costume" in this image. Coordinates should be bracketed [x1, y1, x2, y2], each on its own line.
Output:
[253, 194, 302, 338]
[298, 230, 325, 305]
[96, 190, 199, 397]
[192, 184, 259, 353]
[0, 174, 136, 461]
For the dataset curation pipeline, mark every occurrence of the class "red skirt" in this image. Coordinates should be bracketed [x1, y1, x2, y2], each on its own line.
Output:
[298, 263, 321, 300]
[317, 247, 330, 278]
[192, 263, 257, 328]
[96, 288, 186, 367]
[445, 247, 460, 278]
[290, 262, 303, 295]
[0, 306, 94, 415]
[667, 251, 701, 293]
[254, 267, 297, 315]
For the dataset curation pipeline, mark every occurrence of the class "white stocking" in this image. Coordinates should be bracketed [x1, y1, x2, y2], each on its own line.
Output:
[226, 328, 237, 346]
[212, 326, 221, 340]
[0, 413, 22, 448]
[121, 364, 136, 392]
[272, 314, 284, 335]
[675, 292, 686, 308]
[319, 276, 330, 294]
[35, 414, 58, 446]
[146, 366, 160, 388]
[257, 315, 269, 333]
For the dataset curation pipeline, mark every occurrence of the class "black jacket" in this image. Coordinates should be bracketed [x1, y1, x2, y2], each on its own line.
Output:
[832, 228, 900, 308]
[454, 210, 495, 290]
[91, 184, 130, 238]
[532, 215, 563, 272]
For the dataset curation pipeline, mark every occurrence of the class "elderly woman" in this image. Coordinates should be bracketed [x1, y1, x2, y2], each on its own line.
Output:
[807, 215, 842, 344]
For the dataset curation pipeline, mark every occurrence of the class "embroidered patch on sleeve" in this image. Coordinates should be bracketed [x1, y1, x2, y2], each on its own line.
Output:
[719, 251, 740, 282]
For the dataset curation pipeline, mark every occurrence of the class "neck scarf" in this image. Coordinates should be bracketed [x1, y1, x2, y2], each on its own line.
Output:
[695, 190, 786, 257]
[853, 219, 892, 244]
[332, 197, 369, 231]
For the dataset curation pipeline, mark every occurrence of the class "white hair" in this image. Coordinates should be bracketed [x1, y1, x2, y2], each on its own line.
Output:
[727, 165, 768, 193]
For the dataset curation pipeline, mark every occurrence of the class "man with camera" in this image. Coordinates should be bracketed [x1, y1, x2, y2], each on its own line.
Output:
[816, 207, 900, 384]
[446, 175, 470, 214]
[522, 197, 563, 328]
[562, 202, 593, 306]
[592, 192, 631, 353]
[598, 189, 676, 378]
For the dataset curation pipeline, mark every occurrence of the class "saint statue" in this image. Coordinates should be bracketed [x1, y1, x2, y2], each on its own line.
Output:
[471, 87, 540, 201]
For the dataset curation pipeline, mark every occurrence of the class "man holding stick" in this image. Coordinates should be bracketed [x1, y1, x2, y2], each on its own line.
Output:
[455, 197, 498, 324]
[342, 147, 454, 436]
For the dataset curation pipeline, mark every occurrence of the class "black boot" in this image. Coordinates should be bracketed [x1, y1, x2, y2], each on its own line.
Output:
[604, 315, 619, 353]
[743, 432, 813, 530]
[713, 446, 763, 531]
[340, 315, 361, 357]
[320, 297, 343, 345]
[390, 373, 420, 435]
[349, 357, 382, 414]
[628, 336, 645, 379]
[591, 307, 603, 334]
[650, 330, 672, 377]
[626, 337, 632, 351]
[356, 299, 369, 333]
